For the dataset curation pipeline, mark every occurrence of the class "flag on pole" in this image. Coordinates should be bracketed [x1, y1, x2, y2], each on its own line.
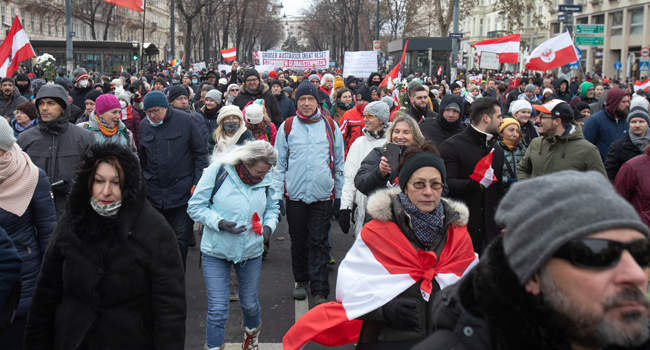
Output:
[120, 65, 123, 73]
[634, 78, 650, 92]
[103, 0, 144, 12]
[221, 47, 237, 62]
[379, 40, 409, 86]
[181, 53, 185, 63]
[437, 65, 442, 76]
[525, 31, 578, 71]
[253, 51, 260, 61]
[473, 34, 520, 64]
[0, 16, 35, 78]
[470, 149, 498, 188]
[282, 214, 478, 350]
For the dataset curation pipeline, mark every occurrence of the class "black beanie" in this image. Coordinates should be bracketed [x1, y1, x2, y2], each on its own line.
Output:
[398, 152, 447, 190]
[294, 79, 320, 102]
[167, 85, 189, 103]
[15, 73, 29, 83]
[243, 69, 260, 82]
[449, 82, 461, 93]
[356, 85, 372, 102]
[85, 90, 102, 103]
[270, 79, 282, 88]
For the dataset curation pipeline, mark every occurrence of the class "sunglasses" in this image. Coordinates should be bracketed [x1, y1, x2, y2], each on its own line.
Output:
[553, 238, 650, 269]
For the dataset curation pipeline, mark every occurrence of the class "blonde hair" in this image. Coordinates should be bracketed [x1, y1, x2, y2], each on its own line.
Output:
[386, 113, 425, 146]
[212, 114, 243, 143]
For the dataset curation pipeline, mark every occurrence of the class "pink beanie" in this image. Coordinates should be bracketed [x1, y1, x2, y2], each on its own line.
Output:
[95, 94, 122, 115]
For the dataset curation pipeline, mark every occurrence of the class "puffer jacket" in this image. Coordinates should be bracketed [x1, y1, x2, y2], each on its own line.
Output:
[275, 91, 296, 120]
[614, 148, 650, 228]
[357, 187, 471, 345]
[17, 85, 97, 218]
[498, 140, 527, 191]
[517, 123, 606, 180]
[233, 83, 283, 128]
[0, 87, 28, 119]
[605, 134, 643, 183]
[0, 226, 21, 310]
[187, 160, 279, 263]
[419, 94, 465, 147]
[583, 107, 629, 162]
[0, 168, 56, 317]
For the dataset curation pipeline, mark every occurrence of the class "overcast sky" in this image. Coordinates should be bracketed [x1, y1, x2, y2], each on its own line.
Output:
[280, 0, 308, 17]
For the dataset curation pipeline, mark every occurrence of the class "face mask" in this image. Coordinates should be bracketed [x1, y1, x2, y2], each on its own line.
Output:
[223, 121, 240, 134]
[90, 197, 122, 217]
[148, 118, 163, 127]
[120, 101, 127, 109]
[79, 80, 89, 88]
[173, 80, 179, 84]
[192, 80, 198, 84]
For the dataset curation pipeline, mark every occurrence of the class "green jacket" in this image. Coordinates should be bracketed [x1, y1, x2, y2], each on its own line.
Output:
[516, 122, 606, 181]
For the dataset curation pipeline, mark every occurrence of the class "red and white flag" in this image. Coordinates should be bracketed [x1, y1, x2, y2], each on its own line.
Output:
[253, 51, 260, 61]
[103, 0, 144, 12]
[380, 40, 409, 87]
[437, 65, 442, 76]
[469, 74, 483, 85]
[634, 78, 650, 92]
[473, 34, 520, 64]
[221, 47, 237, 62]
[470, 149, 498, 188]
[282, 216, 478, 350]
[525, 31, 578, 71]
[0, 16, 35, 77]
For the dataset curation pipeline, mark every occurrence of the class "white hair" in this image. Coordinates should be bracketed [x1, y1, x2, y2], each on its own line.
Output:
[321, 73, 335, 85]
[211, 140, 278, 166]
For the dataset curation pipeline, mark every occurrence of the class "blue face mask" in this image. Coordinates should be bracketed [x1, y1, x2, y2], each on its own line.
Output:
[148, 118, 164, 127]
[192, 79, 198, 84]
[173, 80, 179, 84]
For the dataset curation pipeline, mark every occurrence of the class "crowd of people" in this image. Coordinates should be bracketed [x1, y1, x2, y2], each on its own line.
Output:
[0, 59, 649, 350]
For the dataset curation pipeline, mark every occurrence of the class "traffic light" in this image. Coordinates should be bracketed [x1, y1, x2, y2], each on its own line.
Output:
[133, 54, 139, 61]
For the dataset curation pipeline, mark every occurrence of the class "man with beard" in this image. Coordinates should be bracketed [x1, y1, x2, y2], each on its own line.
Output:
[0, 77, 28, 120]
[517, 99, 605, 181]
[583, 88, 630, 162]
[308, 74, 332, 110]
[570, 81, 599, 106]
[14, 73, 32, 100]
[290, 69, 305, 89]
[439, 97, 504, 254]
[414, 170, 650, 350]
[419, 93, 465, 147]
[482, 79, 498, 99]
[368, 72, 382, 87]
[605, 107, 650, 182]
[233, 69, 283, 128]
[271, 79, 295, 120]
[505, 78, 528, 116]
[405, 86, 437, 122]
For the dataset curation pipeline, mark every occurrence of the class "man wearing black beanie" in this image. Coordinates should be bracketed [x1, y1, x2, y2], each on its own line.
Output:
[233, 68, 283, 127]
[15, 73, 31, 99]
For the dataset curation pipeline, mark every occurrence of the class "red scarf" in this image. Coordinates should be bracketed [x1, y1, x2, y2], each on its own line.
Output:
[121, 105, 134, 120]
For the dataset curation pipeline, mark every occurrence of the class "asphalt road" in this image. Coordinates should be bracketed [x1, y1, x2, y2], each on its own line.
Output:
[184, 213, 357, 349]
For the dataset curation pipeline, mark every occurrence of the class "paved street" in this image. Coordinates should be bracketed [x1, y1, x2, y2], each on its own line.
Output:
[185, 214, 357, 349]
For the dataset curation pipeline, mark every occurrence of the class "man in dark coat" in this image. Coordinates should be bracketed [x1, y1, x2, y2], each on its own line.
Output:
[139, 91, 209, 268]
[605, 107, 649, 182]
[419, 94, 465, 147]
[553, 77, 572, 103]
[68, 68, 92, 112]
[583, 88, 630, 162]
[413, 171, 650, 350]
[270, 79, 295, 120]
[233, 69, 283, 128]
[0, 77, 28, 120]
[405, 85, 437, 122]
[504, 78, 527, 115]
[439, 97, 504, 254]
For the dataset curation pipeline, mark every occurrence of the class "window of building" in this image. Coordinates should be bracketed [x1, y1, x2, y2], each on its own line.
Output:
[576, 17, 588, 24]
[487, 18, 490, 32]
[630, 8, 643, 35]
[473, 18, 476, 34]
[527, 13, 531, 28]
[592, 14, 604, 24]
[30, 13, 34, 33]
[551, 22, 561, 35]
[552, 0, 557, 9]
[610, 11, 623, 36]
[20, 10, 24, 26]
[10, 8, 14, 20]
[48, 18, 51, 35]
[480, 18, 483, 36]
[82, 24, 86, 38]
[55, 22, 58, 37]
[1, 6, 5, 26]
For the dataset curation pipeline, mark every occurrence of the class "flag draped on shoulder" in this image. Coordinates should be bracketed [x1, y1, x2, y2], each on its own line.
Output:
[282, 216, 478, 350]
[380, 40, 409, 86]
[103, 0, 144, 12]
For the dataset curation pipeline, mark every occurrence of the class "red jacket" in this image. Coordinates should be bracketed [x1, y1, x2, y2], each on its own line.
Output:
[614, 149, 650, 228]
[338, 106, 365, 158]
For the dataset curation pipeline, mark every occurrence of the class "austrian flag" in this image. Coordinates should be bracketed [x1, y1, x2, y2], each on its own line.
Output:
[282, 215, 478, 350]
[470, 148, 498, 188]
[220, 47, 237, 62]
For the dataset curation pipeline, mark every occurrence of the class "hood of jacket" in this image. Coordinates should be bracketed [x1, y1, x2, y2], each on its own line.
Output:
[437, 94, 465, 130]
[368, 72, 382, 87]
[554, 77, 569, 93]
[35, 85, 73, 134]
[65, 143, 145, 243]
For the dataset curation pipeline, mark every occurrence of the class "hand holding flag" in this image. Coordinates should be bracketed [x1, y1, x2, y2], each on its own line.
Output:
[252, 212, 263, 235]
[470, 149, 498, 188]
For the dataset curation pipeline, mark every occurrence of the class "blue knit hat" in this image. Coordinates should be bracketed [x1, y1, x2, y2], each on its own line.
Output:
[294, 79, 319, 102]
[143, 91, 169, 110]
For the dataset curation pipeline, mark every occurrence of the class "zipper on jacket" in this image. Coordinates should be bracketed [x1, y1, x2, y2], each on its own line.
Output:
[168, 140, 171, 158]
[13, 241, 31, 254]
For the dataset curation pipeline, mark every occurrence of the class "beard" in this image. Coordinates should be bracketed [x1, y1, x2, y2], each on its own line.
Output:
[615, 107, 630, 119]
[540, 268, 650, 349]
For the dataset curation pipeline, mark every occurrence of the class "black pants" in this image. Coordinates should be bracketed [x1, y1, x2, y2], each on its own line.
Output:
[156, 204, 191, 270]
[286, 199, 332, 298]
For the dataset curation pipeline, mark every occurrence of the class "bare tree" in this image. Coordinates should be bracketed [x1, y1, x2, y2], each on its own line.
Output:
[176, 0, 215, 69]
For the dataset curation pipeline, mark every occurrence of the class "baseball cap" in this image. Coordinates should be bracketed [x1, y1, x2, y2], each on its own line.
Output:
[532, 99, 574, 123]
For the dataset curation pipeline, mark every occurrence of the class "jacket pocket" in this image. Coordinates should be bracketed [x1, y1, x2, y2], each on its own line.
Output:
[165, 131, 182, 158]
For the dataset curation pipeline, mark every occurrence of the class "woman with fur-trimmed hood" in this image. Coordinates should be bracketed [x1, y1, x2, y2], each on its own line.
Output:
[24, 143, 186, 349]
[354, 143, 474, 347]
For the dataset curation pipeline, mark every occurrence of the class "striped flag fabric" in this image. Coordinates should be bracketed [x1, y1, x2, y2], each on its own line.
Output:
[1, 16, 35, 78]
[437, 65, 442, 76]
[103, 0, 144, 12]
[634, 78, 650, 92]
[473, 34, 520, 64]
[525, 31, 578, 71]
[380, 40, 409, 86]
[221, 47, 237, 62]
[253, 51, 260, 61]
[282, 214, 478, 350]
[470, 149, 498, 188]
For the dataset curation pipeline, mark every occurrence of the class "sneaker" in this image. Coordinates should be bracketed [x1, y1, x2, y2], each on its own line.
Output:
[314, 295, 328, 306]
[188, 230, 197, 248]
[241, 321, 261, 350]
[293, 282, 309, 300]
[328, 255, 336, 265]
[229, 281, 239, 301]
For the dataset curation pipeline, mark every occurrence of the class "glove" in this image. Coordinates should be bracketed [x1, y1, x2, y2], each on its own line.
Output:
[218, 220, 246, 234]
[382, 298, 420, 328]
[338, 209, 352, 234]
[278, 200, 286, 216]
[262, 226, 272, 241]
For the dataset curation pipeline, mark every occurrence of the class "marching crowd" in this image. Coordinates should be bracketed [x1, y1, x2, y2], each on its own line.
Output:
[0, 60, 649, 350]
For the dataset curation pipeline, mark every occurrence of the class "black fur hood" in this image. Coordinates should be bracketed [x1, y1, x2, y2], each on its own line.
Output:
[66, 143, 144, 242]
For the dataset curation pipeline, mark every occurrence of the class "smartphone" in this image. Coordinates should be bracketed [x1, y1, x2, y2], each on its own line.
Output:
[385, 143, 401, 175]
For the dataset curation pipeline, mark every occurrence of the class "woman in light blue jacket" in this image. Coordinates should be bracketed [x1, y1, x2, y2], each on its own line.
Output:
[187, 140, 279, 350]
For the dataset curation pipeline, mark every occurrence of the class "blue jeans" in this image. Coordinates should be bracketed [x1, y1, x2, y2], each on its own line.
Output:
[156, 204, 192, 270]
[203, 254, 262, 349]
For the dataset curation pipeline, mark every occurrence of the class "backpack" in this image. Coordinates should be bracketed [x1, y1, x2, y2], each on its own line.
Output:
[208, 164, 270, 206]
[283, 115, 337, 177]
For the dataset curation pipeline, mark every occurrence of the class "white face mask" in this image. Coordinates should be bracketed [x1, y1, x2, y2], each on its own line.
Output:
[120, 101, 127, 109]
[79, 80, 88, 88]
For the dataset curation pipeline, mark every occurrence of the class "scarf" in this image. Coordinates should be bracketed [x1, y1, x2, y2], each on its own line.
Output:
[501, 137, 519, 151]
[365, 127, 386, 140]
[121, 104, 134, 120]
[89, 112, 130, 148]
[336, 99, 355, 111]
[14, 118, 36, 132]
[630, 128, 650, 153]
[235, 162, 264, 185]
[89, 197, 122, 217]
[203, 105, 219, 119]
[247, 118, 271, 142]
[215, 123, 247, 154]
[296, 109, 335, 176]
[95, 112, 118, 137]
[398, 192, 444, 248]
[0, 143, 39, 216]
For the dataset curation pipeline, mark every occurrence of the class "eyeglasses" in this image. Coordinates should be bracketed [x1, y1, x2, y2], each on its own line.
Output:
[363, 114, 376, 119]
[230, 89, 239, 92]
[553, 238, 650, 269]
[408, 181, 443, 191]
[536, 115, 555, 120]
[245, 78, 259, 83]
[145, 108, 163, 116]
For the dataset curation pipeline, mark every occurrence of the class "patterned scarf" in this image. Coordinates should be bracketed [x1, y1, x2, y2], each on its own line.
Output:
[246, 118, 271, 142]
[398, 192, 444, 248]
[296, 109, 335, 177]
[365, 127, 386, 140]
[90, 197, 122, 217]
[95, 112, 118, 137]
[235, 162, 264, 185]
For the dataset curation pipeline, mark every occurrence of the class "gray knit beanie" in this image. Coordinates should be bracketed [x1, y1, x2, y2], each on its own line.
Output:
[0, 117, 16, 151]
[364, 101, 390, 126]
[525, 84, 536, 93]
[205, 89, 223, 103]
[407, 79, 421, 93]
[496, 170, 650, 285]
[627, 106, 650, 126]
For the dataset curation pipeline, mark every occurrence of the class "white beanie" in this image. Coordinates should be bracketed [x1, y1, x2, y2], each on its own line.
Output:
[509, 99, 532, 115]
[117, 91, 131, 102]
[630, 95, 649, 112]
[0, 117, 16, 152]
[219, 78, 228, 85]
[244, 103, 264, 124]
[217, 105, 243, 125]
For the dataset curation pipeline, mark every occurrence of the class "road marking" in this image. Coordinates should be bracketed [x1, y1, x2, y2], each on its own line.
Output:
[223, 343, 283, 349]
[294, 283, 309, 322]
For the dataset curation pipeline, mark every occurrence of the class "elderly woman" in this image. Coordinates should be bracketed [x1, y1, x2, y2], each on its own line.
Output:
[25, 143, 186, 349]
[187, 140, 279, 350]
[207, 105, 253, 156]
[329, 87, 355, 124]
[10, 101, 38, 137]
[509, 99, 538, 146]
[355, 143, 473, 347]
[79, 94, 137, 154]
[339, 101, 390, 236]
[498, 118, 526, 191]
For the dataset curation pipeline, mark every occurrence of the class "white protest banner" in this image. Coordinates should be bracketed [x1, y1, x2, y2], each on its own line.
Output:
[258, 50, 330, 70]
[218, 65, 232, 73]
[254, 65, 275, 73]
[192, 61, 206, 71]
[343, 51, 377, 78]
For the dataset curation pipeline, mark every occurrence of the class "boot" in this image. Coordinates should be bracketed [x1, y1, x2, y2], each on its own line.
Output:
[241, 321, 261, 350]
[204, 344, 224, 350]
